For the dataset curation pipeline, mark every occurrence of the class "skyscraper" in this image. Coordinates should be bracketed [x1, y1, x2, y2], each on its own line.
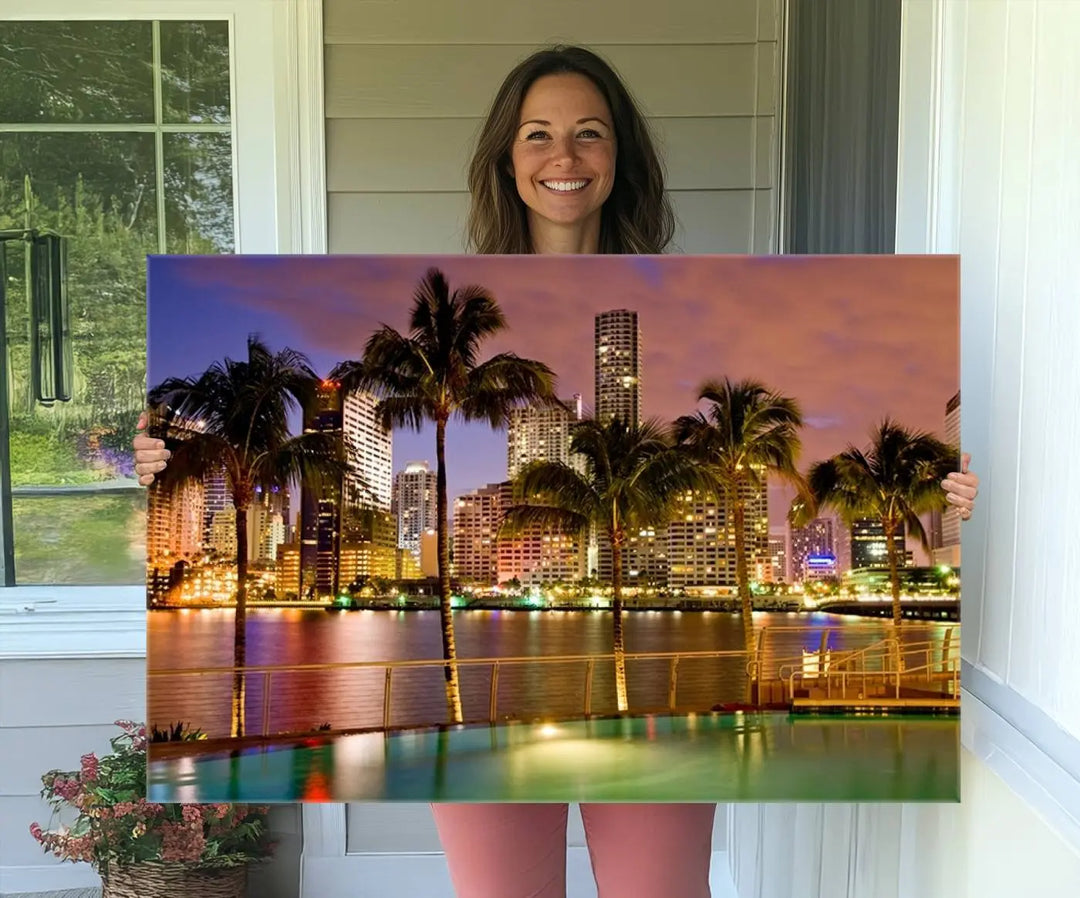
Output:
[594, 310, 641, 426]
[201, 465, 229, 551]
[507, 394, 584, 479]
[343, 390, 393, 513]
[393, 461, 437, 560]
[299, 380, 345, 599]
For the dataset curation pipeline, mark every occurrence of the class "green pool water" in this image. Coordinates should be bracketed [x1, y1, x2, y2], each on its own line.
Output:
[147, 712, 959, 803]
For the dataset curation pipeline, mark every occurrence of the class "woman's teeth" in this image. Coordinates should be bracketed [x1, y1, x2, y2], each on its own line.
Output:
[542, 180, 588, 192]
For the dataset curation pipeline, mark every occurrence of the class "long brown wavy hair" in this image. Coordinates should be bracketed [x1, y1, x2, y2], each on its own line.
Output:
[465, 46, 675, 255]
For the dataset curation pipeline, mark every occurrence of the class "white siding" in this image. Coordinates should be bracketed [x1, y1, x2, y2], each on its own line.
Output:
[324, 0, 781, 255]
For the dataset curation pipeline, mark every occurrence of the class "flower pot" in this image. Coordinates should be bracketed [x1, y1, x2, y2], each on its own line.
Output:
[101, 861, 247, 898]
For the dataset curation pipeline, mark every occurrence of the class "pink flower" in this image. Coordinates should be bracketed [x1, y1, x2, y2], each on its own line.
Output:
[112, 801, 136, 818]
[29, 822, 43, 842]
[51, 776, 82, 802]
[160, 821, 206, 862]
[181, 805, 203, 825]
[80, 753, 99, 782]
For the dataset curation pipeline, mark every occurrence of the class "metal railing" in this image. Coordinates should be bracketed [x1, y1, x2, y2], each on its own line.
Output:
[785, 638, 960, 703]
[747, 623, 956, 682]
[148, 647, 753, 739]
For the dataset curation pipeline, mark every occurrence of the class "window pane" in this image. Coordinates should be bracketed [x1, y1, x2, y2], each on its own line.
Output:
[160, 21, 232, 124]
[2, 133, 155, 584]
[12, 492, 146, 584]
[164, 133, 235, 253]
[0, 22, 154, 124]
[2, 18, 235, 586]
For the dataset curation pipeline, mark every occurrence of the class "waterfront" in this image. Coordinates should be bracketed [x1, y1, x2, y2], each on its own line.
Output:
[147, 609, 954, 740]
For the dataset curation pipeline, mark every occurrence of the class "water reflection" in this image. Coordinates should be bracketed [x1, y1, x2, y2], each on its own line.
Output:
[147, 713, 959, 804]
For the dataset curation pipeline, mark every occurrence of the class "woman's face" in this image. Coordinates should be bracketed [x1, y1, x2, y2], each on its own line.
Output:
[509, 73, 617, 236]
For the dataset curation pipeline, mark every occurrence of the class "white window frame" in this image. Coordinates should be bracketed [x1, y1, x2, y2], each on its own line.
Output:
[0, 0, 326, 654]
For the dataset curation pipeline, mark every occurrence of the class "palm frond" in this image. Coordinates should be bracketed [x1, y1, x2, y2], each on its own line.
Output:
[460, 354, 559, 427]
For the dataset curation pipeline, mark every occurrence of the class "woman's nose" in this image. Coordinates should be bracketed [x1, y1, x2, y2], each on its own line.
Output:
[549, 135, 578, 164]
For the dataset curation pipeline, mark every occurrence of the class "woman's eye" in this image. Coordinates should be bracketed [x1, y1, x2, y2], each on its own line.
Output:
[578, 129, 601, 138]
[525, 130, 550, 141]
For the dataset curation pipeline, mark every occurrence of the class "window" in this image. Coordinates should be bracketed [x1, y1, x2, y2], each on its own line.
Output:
[0, 2, 320, 601]
[0, 19, 235, 586]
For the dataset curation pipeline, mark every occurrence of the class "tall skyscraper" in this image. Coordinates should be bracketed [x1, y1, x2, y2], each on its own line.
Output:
[594, 310, 642, 426]
[201, 465, 229, 550]
[394, 461, 437, 560]
[297, 382, 394, 599]
[343, 390, 393, 512]
[507, 394, 584, 479]
[299, 380, 345, 599]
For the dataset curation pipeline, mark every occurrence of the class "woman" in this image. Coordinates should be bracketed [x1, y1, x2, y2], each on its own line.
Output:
[133, 46, 980, 898]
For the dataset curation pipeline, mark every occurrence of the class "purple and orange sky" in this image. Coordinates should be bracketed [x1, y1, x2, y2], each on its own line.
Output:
[148, 254, 959, 533]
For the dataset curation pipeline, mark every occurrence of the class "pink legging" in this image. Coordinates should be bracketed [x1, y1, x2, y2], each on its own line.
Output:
[431, 803, 716, 898]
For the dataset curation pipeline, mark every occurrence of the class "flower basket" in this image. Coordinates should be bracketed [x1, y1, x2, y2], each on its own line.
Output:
[102, 861, 247, 898]
[30, 721, 274, 890]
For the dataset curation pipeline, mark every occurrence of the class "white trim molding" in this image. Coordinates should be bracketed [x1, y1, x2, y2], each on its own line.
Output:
[280, 0, 328, 254]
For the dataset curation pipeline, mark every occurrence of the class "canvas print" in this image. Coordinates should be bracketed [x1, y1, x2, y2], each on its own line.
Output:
[145, 254, 961, 804]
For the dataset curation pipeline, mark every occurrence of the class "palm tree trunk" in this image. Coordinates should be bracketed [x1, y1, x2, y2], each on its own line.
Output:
[610, 530, 628, 712]
[885, 520, 903, 627]
[733, 499, 755, 660]
[435, 417, 464, 725]
[232, 501, 249, 739]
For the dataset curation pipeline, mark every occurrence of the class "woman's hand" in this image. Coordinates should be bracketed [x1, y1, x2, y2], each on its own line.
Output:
[942, 452, 979, 521]
[133, 411, 171, 486]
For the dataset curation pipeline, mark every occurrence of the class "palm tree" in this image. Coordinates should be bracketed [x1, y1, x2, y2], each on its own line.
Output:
[791, 418, 956, 626]
[149, 336, 348, 738]
[501, 415, 711, 712]
[331, 268, 557, 725]
[673, 378, 804, 662]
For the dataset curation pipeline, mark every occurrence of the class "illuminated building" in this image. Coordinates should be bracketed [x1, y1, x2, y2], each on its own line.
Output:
[507, 394, 584, 479]
[451, 483, 503, 584]
[665, 478, 769, 592]
[850, 518, 912, 570]
[594, 310, 641, 427]
[791, 517, 836, 582]
[338, 542, 398, 586]
[393, 461, 436, 561]
[768, 528, 788, 583]
[299, 381, 345, 599]
[147, 477, 204, 565]
[933, 390, 962, 567]
[419, 528, 438, 577]
[209, 507, 237, 559]
[343, 389, 393, 512]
